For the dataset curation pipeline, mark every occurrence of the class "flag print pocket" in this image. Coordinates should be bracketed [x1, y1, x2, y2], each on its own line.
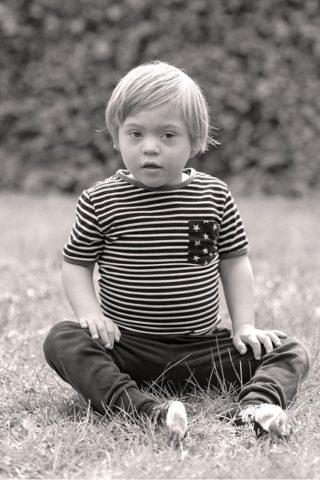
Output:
[187, 220, 219, 265]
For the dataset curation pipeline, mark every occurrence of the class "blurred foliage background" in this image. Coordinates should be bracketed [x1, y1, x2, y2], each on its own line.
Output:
[1, 0, 320, 196]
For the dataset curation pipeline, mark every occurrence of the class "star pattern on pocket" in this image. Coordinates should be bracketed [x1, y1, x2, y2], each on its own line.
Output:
[187, 220, 219, 265]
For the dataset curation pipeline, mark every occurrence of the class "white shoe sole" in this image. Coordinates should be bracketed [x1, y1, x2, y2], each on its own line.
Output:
[241, 404, 292, 437]
[166, 400, 188, 437]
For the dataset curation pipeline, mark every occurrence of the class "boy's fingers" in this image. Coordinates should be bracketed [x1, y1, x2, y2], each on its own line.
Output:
[105, 328, 115, 349]
[272, 330, 287, 338]
[96, 321, 110, 347]
[87, 320, 99, 340]
[269, 332, 282, 347]
[114, 324, 121, 342]
[104, 318, 117, 349]
[233, 337, 247, 355]
[77, 315, 119, 349]
[246, 337, 262, 360]
[259, 335, 273, 355]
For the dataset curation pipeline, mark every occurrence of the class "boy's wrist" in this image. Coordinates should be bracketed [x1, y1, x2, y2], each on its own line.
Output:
[232, 321, 255, 334]
[77, 310, 104, 322]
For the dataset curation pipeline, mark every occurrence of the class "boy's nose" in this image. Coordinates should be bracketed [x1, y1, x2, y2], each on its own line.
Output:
[142, 139, 160, 155]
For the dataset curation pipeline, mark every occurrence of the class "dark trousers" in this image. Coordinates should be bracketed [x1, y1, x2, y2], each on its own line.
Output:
[43, 321, 309, 416]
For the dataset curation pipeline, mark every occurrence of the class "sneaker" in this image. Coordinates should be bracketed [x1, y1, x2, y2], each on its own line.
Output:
[151, 400, 188, 437]
[223, 403, 292, 438]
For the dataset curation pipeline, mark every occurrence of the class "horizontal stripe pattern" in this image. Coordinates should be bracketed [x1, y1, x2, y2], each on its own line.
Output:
[63, 168, 249, 334]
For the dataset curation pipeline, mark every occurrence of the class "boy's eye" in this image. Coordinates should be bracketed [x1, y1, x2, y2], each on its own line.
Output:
[129, 131, 142, 138]
[162, 132, 175, 140]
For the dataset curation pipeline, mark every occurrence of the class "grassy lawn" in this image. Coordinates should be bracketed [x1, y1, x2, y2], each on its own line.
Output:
[0, 191, 320, 479]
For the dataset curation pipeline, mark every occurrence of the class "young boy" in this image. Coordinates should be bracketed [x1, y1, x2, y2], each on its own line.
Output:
[43, 61, 309, 439]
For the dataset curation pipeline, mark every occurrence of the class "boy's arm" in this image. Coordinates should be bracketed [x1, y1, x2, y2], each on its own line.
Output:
[219, 255, 287, 360]
[62, 260, 120, 349]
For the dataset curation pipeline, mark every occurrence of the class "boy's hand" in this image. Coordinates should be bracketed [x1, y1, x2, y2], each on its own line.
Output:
[233, 323, 287, 360]
[78, 313, 121, 350]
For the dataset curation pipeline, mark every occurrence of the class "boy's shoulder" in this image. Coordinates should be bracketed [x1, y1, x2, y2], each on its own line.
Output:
[194, 170, 229, 192]
[84, 174, 123, 197]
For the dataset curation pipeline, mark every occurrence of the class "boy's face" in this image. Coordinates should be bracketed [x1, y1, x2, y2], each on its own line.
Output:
[117, 103, 193, 188]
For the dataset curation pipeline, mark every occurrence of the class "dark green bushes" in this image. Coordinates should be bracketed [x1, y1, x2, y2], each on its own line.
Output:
[1, 0, 319, 195]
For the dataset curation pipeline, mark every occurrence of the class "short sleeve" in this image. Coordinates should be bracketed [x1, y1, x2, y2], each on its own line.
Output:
[63, 190, 104, 265]
[217, 188, 249, 259]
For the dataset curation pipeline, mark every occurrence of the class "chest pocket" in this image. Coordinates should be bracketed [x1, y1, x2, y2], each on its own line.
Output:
[187, 220, 219, 265]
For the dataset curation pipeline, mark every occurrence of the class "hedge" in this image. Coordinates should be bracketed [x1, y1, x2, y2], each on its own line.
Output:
[1, 0, 320, 195]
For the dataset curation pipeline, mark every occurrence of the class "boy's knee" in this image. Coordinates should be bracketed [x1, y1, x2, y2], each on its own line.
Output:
[43, 320, 80, 360]
[282, 336, 310, 377]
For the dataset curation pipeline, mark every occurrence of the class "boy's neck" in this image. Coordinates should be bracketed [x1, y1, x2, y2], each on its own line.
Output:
[127, 171, 189, 183]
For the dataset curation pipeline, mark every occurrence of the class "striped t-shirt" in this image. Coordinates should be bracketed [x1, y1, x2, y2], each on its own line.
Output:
[63, 168, 249, 335]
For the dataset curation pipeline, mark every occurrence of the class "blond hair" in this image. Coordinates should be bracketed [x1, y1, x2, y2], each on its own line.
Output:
[105, 61, 218, 155]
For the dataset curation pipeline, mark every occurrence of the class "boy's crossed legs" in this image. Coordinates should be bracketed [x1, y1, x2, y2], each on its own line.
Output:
[43, 321, 309, 438]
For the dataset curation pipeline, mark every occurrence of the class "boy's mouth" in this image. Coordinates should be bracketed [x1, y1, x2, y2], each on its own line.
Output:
[142, 163, 162, 169]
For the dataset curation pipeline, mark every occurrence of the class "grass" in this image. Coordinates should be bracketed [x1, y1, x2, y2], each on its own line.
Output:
[0, 191, 320, 479]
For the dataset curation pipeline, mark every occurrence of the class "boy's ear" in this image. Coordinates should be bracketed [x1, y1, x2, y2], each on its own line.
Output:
[190, 147, 199, 158]
[189, 140, 200, 158]
[113, 136, 120, 150]
[113, 132, 120, 151]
